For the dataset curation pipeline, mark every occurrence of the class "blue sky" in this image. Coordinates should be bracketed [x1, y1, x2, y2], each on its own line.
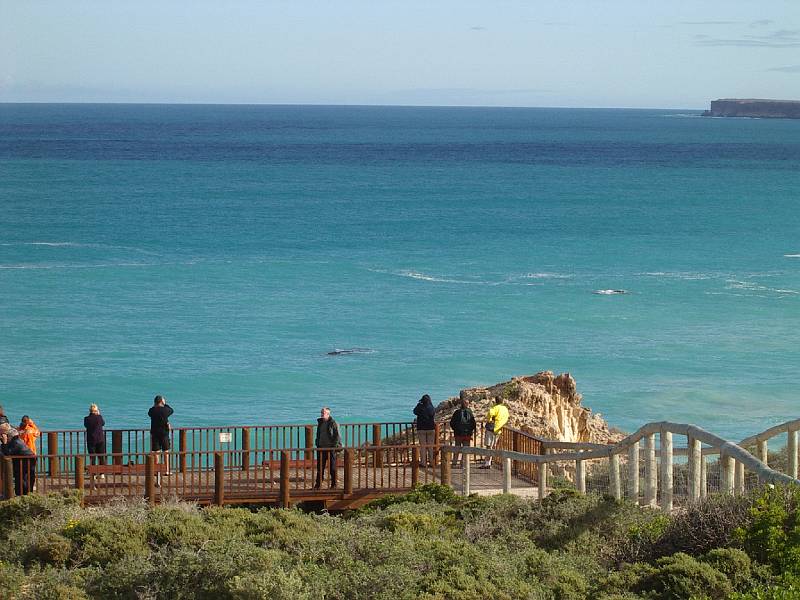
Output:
[2, 1, 799, 108]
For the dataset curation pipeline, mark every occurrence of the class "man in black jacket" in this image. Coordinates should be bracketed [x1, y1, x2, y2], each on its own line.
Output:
[0, 424, 36, 496]
[314, 407, 341, 489]
[148, 395, 174, 475]
[414, 394, 437, 467]
[449, 397, 476, 467]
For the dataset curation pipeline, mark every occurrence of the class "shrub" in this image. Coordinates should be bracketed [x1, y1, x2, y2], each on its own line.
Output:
[701, 548, 753, 590]
[24, 532, 73, 567]
[63, 516, 148, 566]
[0, 492, 81, 535]
[735, 485, 800, 575]
[635, 552, 733, 600]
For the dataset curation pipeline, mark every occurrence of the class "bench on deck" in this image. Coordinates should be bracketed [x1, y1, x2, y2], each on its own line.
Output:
[87, 462, 170, 477]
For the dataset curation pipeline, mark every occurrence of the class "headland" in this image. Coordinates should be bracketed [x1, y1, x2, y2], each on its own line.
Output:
[702, 98, 800, 119]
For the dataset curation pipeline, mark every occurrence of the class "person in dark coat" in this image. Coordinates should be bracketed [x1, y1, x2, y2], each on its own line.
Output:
[314, 407, 341, 489]
[413, 394, 437, 467]
[148, 395, 174, 474]
[449, 397, 476, 467]
[0, 405, 9, 426]
[0, 424, 36, 496]
[84, 404, 106, 467]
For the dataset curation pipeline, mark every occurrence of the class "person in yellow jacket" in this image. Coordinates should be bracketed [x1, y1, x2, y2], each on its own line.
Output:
[480, 397, 508, 468]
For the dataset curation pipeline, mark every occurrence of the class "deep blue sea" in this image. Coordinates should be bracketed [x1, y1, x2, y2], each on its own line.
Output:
[0, 103, 798, 439]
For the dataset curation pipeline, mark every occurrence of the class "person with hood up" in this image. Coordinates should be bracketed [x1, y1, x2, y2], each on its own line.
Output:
[0, 423, 36, 496]
[314, 407, 341, 489]
[18, 415, 40, 454]
[414, 394, 437, 467]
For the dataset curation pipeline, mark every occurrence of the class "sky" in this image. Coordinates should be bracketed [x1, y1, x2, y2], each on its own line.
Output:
[1, 1, 799, 108]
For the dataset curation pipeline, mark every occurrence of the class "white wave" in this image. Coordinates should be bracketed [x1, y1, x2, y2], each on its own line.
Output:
[593, 289, 628, 295]
[516, 272, 573, 280]
[0, 241, 159, 255]
[0, 262, 155, 270]
[785, 254, 800, 258]
[725, 280, 799, 295]
[639, 271, 715, 280]
[391, 270, 485, 284]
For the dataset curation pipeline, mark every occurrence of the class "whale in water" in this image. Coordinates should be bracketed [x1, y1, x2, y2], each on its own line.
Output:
[593, 289, 628, 295]
[327, 347, 373, 356]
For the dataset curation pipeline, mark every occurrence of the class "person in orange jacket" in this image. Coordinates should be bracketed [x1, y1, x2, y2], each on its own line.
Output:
[17, 415, 40, 454]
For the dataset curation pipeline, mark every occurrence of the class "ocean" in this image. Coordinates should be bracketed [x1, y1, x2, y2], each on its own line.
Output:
[0, 103, 798, 439]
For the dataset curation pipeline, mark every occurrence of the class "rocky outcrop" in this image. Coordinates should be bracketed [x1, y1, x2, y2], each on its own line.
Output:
[702, 99, 800, 119]
[434, 371, 622, 444]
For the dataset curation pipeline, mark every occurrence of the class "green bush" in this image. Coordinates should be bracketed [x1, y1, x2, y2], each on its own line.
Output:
[736, 485, 800, 576]
[63, 516, 148, 566]
[700, 548, 753, 590]
[636, 552, 733, 600]
[0, 492, 80, 536]
[24, 532, 73, 567]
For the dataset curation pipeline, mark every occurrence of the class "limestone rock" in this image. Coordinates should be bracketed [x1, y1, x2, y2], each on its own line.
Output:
[434, 371, 622, 444]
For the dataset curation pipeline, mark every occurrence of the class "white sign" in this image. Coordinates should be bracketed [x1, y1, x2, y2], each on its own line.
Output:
[219, 432, 232, 444]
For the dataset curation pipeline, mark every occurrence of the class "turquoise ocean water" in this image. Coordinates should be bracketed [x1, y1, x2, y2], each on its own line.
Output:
[0, 104, 798, 438]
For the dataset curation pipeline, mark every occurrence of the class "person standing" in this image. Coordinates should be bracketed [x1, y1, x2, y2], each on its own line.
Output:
[84, 404, 106, 467]
[314, 407, 341, 489]
[449, 398, 476, 467]
[0, 406, 9, 426]
[480, 396, 509, 469]
[414, 394, 437, 467]
[148, 395, 174, 475]
[0, 424, 36, 496]
[17, 415, 40, 454]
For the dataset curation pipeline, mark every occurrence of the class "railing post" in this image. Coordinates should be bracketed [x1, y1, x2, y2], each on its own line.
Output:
[659, 430, 673, 511]
[214, 452, 225, 506]
[610, 453, 621, 500]
[344, 449, 353, 495]
[411, 447, 420, 487]
[789, 429, 798, 480]
[440, 450, 451, 487]
[280, 451, 291, 508]
[241, 428, 251, 472]
[735, 461, 745, 495]
[74, 455, 85, 493]
[145, 454, 156, 506]
[178, 429, 187, 473]
[48, 432, 59, 476]
[644, 433, 657, 507]
[462, 453, 471, 496]
[304, 426, 315, 463]
[700, 454, 707, 497]
[511, 431, 520, 476]
[575, 458, 586, 494]
[627, 442, 639, 502]
[757, 440, 768, 465]
[503, 457, 512, 494]
[3, 457, 14, 499]
[538, 459, 548, 500]
[688, 436, 701, 501]
[112, 430, 123, 466]
[372, 424, 383, 468]
[433, 423, 440, 467]
[721, 453, 735, 494]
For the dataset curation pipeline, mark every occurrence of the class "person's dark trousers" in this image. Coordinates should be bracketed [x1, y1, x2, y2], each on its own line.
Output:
[315, 448, 337, 487]
[87, 441, 107, 466]
[13, 457, 37, 496]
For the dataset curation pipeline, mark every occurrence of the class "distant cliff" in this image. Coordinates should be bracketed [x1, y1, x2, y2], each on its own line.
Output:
[702, 99, 800, 119]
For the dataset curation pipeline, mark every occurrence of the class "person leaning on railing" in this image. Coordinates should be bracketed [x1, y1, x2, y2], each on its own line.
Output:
[449, 398, 476, 468]
[314, 407, 341, 489]
[414, 394, 437, 468]
[148, 395, 174, 475]
[84, 404, 106, 469]
[480, 396, 509, 469]
[0, 423, 36, 496]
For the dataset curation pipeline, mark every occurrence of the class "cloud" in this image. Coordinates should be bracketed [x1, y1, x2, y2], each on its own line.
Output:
[767, 65, 800, 73]
[695, 28, 800, 48]
[679, 21, 738, 26]
[750, 19, 773, 28]
[470, 26, 487, 31]
[405, 87, 557, 95]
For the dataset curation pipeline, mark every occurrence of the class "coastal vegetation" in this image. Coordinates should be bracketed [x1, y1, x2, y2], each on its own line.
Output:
[1, 484, 800, 599]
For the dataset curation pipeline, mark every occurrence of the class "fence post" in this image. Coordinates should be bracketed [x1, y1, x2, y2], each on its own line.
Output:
[538, 460, 548, 500]
[214, 452, 225, 506]
[440, 450, 451, 487]
[688, 436, 701, 501]
[280, 451, 291, 508]
[178, 430, 187, 473]
[48, 432, 59, 476]
[644, 433, 657, 507]
[659, 430, 673, 511]
[463, 454, 471, 496]
[74, 455, 85, 494]
[610, 453, 621, 500]
[3, 458, 14, 499]
[371, 424, 383, 468]
[721, 453, 735, 494]
[344, 449, 353, 495]
[627, 442, 639, 502]
[575, 458, 586, 494]
[757, 440, 768, 465]
[411, 447, 420, 487]
[145, 454, 156, 506]
[110, 430, 122, 466]
[700, 454, 708, 497]
[735, 461, 745, 495]
[503, 457, 512, 493]
[241, 428, 251, 472]
[789, 429, 798, 480]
